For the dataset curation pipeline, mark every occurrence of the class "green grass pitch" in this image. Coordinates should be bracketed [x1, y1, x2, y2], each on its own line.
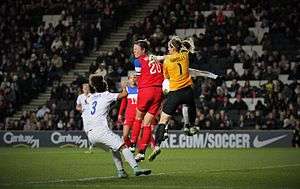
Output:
[0, 148, 299, 189]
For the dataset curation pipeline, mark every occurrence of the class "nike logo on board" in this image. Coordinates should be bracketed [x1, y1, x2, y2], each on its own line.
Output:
[253, 135, 287, 148]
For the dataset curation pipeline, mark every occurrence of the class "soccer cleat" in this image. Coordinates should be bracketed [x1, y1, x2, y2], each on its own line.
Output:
[189, 126, 200, 135]
[148, 147, 161, 162]
[129, 144, 136, 153]
[133, 166, 151, 176]
[117, 169, 128, 178]
[184, 127, 193, 136]
[135, 153, 145, 162]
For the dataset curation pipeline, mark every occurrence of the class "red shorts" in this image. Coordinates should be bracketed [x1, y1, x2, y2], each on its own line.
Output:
[124, 117, 135, 128]
[137, 87, 163, 115]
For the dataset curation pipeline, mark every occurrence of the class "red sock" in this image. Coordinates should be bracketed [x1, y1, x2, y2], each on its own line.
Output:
[137, 135, 143, 150]
[136, 126, 143, 149]
[130, 119, 142, 144]
[138, 125, 151, 153]
[123, 136, 131, 147]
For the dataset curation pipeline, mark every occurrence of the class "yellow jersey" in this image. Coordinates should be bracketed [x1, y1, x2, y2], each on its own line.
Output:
[163, 51, 193, 91]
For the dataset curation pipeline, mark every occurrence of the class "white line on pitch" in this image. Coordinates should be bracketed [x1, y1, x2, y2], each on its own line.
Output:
[1, 163, 300, 186]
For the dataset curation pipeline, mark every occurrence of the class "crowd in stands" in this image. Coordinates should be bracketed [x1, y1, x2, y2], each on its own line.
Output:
[86, 0, 300, 130]
[0, 0, 140, 129]
[1, 0, 299, 130]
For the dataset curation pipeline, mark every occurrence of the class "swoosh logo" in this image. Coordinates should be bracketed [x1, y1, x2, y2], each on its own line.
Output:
[253, 135, 287, 148]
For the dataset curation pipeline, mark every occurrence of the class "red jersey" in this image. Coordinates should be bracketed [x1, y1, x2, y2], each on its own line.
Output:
[133, 55, 164, 89]
[118, 86, 138, 119]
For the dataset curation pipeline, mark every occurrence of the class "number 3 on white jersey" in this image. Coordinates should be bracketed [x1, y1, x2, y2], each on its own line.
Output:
[148, 62, 161, 74]
[90, 101, 97, 115]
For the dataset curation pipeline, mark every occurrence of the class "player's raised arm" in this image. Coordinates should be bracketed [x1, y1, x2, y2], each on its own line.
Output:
[118, 96, 127, 118]
[149, 54, 166, 63]
[117, 88, 128, 100]
[189, 68, 219, 79]
[117, 81, 128, 100]
[180, 38, 219, 79]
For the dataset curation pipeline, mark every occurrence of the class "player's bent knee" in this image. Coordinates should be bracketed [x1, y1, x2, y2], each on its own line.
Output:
[143, 112, 155, 125]
[159, 112, 171, 125]
[135, 109, 145, 120]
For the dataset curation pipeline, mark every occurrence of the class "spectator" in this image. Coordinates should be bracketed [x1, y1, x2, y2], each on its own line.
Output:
[95, 62, 107, 77]
[51, 36, 63, 53]
[244, 31, 258, 45]
[6, 0, 300, 131]
[232, 94, 248, 111]
[0, 0, 135, 127]
[264, 112, 277, 129]
[36, 105, 50, 119]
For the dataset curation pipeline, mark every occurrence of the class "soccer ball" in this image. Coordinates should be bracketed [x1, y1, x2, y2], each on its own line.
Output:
[162, 79, 170, 94]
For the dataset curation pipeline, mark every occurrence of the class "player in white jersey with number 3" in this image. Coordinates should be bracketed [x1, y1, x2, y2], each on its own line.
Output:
[86, 74, 151, 178]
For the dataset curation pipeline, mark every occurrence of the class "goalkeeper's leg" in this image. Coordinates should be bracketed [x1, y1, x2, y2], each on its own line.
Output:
[186, 90, 199, 135]
[155, 123, 167, 146]
[182, 104, 192, 135]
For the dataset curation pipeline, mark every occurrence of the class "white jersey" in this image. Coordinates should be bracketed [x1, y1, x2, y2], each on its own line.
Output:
[76, 93, 91, 119]
[86, 91, 119, 131]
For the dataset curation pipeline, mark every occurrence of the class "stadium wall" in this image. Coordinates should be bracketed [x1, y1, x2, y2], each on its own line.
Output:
[0, 130, 293, 149]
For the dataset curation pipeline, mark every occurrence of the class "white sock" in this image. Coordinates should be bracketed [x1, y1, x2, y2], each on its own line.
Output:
[121, 148, 138, 169]
[112, 151, 124, 171]
[182, 105, 189, 126]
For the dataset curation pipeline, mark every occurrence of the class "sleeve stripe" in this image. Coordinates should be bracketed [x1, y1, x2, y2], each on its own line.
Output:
[135, 67, 141, 72]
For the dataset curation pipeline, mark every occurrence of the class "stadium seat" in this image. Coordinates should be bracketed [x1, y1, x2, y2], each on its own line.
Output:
[175, 29, 186, 38]
[185, 29, 195, 37]
[251, 45, 263, 57]
[195, 28, 206, 35]
[175, 28, 206, 38]
[242, 46, 253, 57]
[222, 11, 234, 17]
[42, 15, 62, 27]
[233, 63, 244, 76]
[201, 11, 212, 17]
[248, 27, 269, 43]
[278, 74, 289, 84]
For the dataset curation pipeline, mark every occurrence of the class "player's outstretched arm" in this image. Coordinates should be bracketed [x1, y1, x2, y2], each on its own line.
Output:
[117, 87, 128, 100]
[189, 68, 219, 79]
[149, 54, 166, 63]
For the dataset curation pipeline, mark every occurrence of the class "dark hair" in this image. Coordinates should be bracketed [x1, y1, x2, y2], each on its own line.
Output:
[169, 38, 182, 51]
[182, 41, 191, 51]
[89, 84, 95, 93]
[134, 39, 150, 53]
[90, 75, 107, 93]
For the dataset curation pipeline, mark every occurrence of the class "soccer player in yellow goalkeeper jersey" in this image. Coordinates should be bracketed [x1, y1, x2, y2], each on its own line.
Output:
[148, 37, 199, 161]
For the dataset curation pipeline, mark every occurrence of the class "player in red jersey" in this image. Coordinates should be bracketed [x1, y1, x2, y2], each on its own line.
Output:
[117, 72, 138, 147]
[130, 39, 164, 161]
[117, 72, 161, 159]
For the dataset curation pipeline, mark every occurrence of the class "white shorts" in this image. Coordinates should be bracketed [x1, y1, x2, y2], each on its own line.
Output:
[87, 123, 123, 152]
